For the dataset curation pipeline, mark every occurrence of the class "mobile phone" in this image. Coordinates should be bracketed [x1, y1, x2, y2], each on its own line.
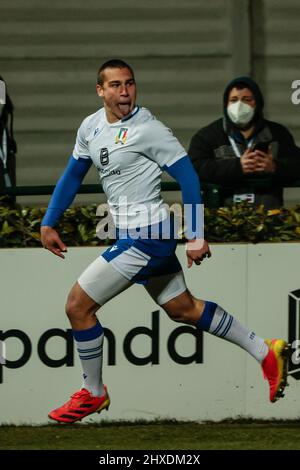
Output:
[252, 142, 270, 153]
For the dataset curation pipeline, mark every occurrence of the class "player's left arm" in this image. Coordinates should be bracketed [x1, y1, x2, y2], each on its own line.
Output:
[163, 155, 211, 267]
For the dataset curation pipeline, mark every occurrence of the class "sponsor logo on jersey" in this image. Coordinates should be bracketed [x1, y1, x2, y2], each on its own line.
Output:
[115, 127, 128, 145]
[100, 147, 109, 165]
[99, 168, 121, 176]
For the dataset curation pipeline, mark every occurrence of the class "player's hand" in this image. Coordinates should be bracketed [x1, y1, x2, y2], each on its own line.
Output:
[240, 148, 257, 174]
[186, 238, 211, 268]
[40, 226, 68, 259]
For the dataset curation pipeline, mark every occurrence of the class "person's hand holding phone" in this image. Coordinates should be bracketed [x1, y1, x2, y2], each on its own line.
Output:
[240, 148, 257, 174]
[252, 143, 276, 173]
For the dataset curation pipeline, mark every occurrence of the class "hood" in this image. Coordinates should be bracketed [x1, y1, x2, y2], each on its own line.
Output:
[223, 76, 264, 135]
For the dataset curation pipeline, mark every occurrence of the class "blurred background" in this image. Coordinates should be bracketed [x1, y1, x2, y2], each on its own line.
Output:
[1, 0, 300, 205]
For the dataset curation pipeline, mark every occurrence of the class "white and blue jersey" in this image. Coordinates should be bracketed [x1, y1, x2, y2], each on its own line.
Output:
[73, 106, 186, 229]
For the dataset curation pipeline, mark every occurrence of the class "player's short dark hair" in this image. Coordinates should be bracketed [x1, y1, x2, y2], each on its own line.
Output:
[97, 59, 135, 85]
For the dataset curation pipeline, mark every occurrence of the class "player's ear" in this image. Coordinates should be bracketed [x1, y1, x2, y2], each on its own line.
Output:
[96, 84, 104, 98]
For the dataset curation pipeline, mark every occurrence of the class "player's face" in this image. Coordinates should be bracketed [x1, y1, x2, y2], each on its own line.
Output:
[228, 87, 256, 108]
[96, 67, 137, 123]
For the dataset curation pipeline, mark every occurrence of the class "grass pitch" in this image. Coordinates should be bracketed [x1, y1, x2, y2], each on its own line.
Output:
[1, 420, 300, 450]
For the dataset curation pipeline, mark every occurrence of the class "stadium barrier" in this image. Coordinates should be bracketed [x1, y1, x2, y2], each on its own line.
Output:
[0, 243, 299, 424]
[1, 179, 300, 208]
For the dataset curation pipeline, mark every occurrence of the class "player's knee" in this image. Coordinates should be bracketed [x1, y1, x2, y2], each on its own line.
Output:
[167, 308, 194, 324]
[65, 294, 87, 321]
[163, 296, 204, 325]
[167, 309, 189, 323]
[65, 297, 80, 321]
[65, 295, 100, 322]
[163, 306, 189, 324]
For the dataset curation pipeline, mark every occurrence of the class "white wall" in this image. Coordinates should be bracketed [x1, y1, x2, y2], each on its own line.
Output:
[0, 244, 299, 424]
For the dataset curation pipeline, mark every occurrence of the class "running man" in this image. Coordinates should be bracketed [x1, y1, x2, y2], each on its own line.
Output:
[41, 59, 289, 423]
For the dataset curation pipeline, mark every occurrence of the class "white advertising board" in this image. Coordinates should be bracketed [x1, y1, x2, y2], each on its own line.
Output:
[0, 244, 299, 424]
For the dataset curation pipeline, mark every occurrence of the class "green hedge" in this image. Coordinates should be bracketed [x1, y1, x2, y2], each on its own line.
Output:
[0, 201, 300, 247]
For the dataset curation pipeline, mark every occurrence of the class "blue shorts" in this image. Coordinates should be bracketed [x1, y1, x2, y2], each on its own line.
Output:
[77, 222, 187, 306]
[102, 235, 182, 285]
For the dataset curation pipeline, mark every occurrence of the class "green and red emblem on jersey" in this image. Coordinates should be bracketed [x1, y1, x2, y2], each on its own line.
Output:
[115, 127, 128, 145]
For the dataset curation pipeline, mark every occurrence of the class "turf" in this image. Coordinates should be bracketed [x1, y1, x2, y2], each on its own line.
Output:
[1, 421, 300, 450]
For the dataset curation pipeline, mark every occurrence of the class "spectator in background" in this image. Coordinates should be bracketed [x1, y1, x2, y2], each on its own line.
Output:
[188, 77, 300, 209]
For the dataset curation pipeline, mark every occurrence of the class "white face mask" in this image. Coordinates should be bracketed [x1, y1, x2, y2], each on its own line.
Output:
[227, 100, 255, 127]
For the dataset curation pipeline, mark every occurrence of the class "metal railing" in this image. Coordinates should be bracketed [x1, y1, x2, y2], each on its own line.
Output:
[0, 182, 180, 197]
[1, 180, 299, 209]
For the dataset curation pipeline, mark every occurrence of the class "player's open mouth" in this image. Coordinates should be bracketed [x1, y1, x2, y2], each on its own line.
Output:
[118, 103, 131, 114]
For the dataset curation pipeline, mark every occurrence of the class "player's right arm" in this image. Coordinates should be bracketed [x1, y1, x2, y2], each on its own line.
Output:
[41, 156, 92, 258]
[141, 118, 211, 267]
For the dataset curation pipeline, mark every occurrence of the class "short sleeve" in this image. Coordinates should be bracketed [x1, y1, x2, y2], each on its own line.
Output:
[72, 118, 91, 160]
[141, 119, 187, 167]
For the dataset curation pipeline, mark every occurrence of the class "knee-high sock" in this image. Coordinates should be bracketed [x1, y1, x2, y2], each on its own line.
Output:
[196, 301, 268, 363]
[73, 320, 104, 397]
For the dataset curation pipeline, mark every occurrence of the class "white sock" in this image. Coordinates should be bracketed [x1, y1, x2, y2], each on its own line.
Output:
[208, 305, 268, 363]
[73, 322, 105, 397]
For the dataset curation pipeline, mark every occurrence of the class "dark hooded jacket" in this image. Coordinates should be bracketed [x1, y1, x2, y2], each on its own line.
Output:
[188, 76, 300, 208]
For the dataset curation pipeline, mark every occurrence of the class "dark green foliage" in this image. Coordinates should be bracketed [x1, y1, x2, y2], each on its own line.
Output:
[0, 199, 299, 247]
[204, 205, 300, 243]
[0, 202, 110, 248]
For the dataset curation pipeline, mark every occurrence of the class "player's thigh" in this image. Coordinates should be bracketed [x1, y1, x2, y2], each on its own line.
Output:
[77, 255, 133, 306]
[145, 270, 187, 307]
